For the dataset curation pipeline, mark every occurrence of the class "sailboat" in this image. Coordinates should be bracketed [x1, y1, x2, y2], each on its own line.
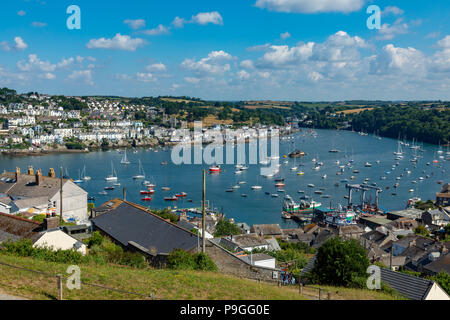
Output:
[105, 161, 118, 181]
[290, 140, 298, 171]
[133, 160, 145, 179]
[73, 169, 83, 184]
[251, 174, 262, 190]
[81, 165, 91, 181]
[121, 149, 131, 165]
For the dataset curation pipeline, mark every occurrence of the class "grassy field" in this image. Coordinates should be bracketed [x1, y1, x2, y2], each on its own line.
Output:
[0, 254, 306, 300]
[336, 108, 374, 115]
[0, 254, 402, 300]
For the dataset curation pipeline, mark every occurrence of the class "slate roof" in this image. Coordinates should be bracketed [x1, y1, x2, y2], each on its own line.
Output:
[0, 172, 86, 199]
[230, 233, 268, 248]
[0, 212, 43, 243]
[242, 253, 275, 263]
[423, 254, 450, 275]
[251, 224, 282, 236]
[380, 268, 435, 300]
[91, 200, 198, 255]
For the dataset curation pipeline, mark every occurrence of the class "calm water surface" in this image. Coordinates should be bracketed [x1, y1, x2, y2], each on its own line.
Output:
[1, 129, 448, 227]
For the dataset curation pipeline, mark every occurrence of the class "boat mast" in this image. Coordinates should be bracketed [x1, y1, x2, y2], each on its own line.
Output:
[202, 169, 206, 253]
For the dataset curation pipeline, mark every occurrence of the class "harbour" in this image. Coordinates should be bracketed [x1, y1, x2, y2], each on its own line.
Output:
[0, 128, 448, 228]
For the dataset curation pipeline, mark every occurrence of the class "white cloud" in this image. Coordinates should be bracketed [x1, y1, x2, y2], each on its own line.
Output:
[146, 63, 167, 72]
[139, 24, 170, 36]
[40, 73, 56, 80]
[280, 32, 291, 39]
[308, 71, 324, 82]
[57, 57, 75, 69]
[1, 37, 28, 52]
[377, 18, 409, 40]
[246, 43, 271, 52]
[312, 31, 367, 62]
[32, 22, 47, 28]
[172, 12, 224, 28]
[124, 19, 146, 30]
[181, 50, 233, 76]
[68, 70, 94, 85]
[254, 0, 365, 14]
[237, 70, 251, 80]
[184, 77, 201, 84]
[136, 72, 154, 82]
[191, 12, 223, 25]
[86, 33, 146, 51]
[437, 35, 450, 49]
[382, 6, 404, 16]
[172, 17, 187, 28]
[17, 10, 26, 16]
[14, 37, 28, 51]
[370, 44, 425, 75]
[17, 54, 56, 72]
[240, 60, 255, 69]
[258, 43, 314, 68]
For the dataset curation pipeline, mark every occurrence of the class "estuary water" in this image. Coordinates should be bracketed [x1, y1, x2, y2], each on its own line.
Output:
[0, 129, 448, 227]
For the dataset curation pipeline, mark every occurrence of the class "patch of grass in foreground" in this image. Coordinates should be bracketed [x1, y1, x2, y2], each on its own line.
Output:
[0, 254, 306, 300]
[0, 254, 403, 300]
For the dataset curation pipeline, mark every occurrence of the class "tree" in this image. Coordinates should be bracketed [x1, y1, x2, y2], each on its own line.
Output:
[308, 237, 370, 288]
[414, 225, 430, 237]
[214, 219, 242, 237]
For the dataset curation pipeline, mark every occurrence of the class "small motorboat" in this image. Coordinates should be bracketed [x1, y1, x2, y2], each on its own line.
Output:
[162, 187, 171, 191]
[275, 182, 286, 188]
[176, 192, 188, 197]
[104, 186, 115, 191]
[164, 196, 178, 201]
[209, 165, 222, 173]
[141, 197, 152, 201]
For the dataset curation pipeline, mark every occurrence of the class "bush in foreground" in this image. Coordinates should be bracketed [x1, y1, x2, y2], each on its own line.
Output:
[308, 237, 370, 288]
[167, 249, 218, 271]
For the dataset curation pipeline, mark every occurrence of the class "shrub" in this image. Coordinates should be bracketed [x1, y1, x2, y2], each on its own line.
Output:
[166, 249, 218, 271]
[2, 239, 85, 264]
[309, 237, 370, 288]
[414, 225, 430, 237]
[214, 219, 241, 237]
[194, 253, 218, 271]
[86, 231, 103, 248]
[166, 249, 197, 270]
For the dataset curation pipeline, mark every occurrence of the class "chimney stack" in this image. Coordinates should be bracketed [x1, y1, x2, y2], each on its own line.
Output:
[48, 168, 55, 178]
[15, 167, 20, 182]
[43, 216, 59, 230]
[28, 166, 34, 175]
[35, 169, 43, 185]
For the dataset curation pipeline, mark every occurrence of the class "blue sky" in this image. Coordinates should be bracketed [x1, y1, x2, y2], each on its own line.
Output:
[0, 0, 449, 100]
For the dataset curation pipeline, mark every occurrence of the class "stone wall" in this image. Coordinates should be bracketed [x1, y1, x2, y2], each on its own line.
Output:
[205, 239, 281, 283]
